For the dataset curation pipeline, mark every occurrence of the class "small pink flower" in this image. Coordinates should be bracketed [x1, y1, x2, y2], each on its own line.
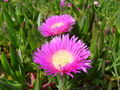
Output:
[39, 14, 75, 37]
[33, 34, 92, 77]
[3, 0, 9, 2]
[93, 1, 100, 6]
[67, 3, 72, 7]
[60, 0, 65, 7]
[77, 7, 80, 11]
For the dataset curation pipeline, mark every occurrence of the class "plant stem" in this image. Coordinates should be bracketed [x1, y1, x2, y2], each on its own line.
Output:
[57, 75, 65, 90]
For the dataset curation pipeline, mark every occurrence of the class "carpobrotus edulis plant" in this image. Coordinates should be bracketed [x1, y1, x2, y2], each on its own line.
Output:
[33, 34, 92, 77]
[39, 14, 75, 37]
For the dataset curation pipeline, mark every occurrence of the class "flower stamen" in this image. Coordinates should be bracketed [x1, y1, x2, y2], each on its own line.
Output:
[52, 50, 73, 69]
[51, 22, 64, 29]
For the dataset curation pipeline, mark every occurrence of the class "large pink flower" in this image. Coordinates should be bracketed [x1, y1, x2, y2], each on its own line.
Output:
[33, 34, 92, 77]
[39, 14, 75, 37]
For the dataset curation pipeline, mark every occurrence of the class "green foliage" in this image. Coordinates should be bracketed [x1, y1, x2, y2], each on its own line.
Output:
[0, 0, 120, 90]
[0, 78, 22, 90]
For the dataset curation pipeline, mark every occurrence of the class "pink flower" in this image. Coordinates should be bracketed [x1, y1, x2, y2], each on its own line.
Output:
[3, 0, 9, 2]
[33, 34, 92, 77]
[67, 3, 72, 7]
[60, 0, 65, 7]
[93, 1, 100, 6]
[39, 14, 75, 37]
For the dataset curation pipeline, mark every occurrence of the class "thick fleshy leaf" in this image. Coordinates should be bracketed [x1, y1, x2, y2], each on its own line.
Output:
[1, 52, 14, 77]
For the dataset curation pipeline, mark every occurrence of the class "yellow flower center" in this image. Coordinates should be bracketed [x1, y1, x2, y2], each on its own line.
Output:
[51, 22, 64, 29]
[52, 50, 73, 69]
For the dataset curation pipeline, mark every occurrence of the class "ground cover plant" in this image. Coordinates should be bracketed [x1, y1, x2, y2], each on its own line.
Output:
[0, 0, 120, 90]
